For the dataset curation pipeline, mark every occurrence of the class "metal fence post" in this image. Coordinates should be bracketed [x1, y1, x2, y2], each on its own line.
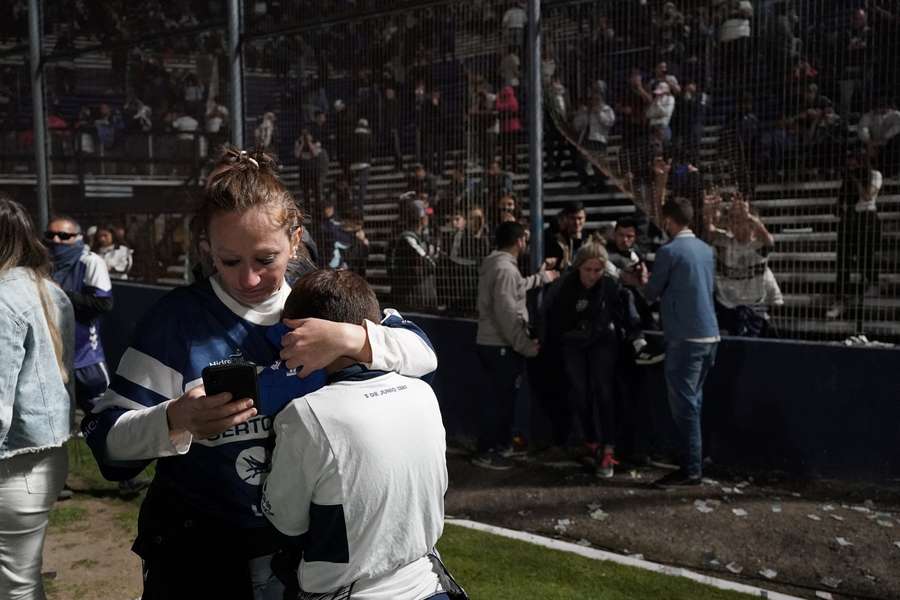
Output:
[527, 0, 543, 273]
[28, 0, 50, 229]
[227, 0, 245, 148]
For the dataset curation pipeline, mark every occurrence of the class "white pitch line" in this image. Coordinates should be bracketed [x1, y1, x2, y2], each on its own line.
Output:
[446, 518, 805, 600]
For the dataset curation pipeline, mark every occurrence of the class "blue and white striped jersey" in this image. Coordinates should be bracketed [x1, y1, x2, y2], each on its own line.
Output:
[83, 275, 435, 531]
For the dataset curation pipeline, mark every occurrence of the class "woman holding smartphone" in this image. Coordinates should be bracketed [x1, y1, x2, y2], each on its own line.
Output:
[83, 147, 438, 600]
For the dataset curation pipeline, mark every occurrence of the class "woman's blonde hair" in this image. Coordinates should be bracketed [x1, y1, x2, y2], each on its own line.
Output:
[0, 194, 69, 383]
[572, 241, 609, 272]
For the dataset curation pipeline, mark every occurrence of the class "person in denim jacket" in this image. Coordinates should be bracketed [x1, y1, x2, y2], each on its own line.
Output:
[0, 195, 75, 600]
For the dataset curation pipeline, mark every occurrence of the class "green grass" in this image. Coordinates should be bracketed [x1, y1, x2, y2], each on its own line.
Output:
[47, 505, 88, 530]
[66, 437, 155, 495]
[70, 558, 98, 569]
[112, 503, 140, 537]
[437, 524, 755, 600]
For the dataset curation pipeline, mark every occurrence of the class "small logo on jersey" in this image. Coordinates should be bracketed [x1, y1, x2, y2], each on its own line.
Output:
[576, 299, 589, 313]
[208, 348, 248, 367]
[235, 446, 270, 486]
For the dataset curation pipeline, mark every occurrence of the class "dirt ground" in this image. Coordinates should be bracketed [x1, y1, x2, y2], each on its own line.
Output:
[445, 451, 900, 600]
[43, 452, 900, 600]
[43, 486, 143, 600]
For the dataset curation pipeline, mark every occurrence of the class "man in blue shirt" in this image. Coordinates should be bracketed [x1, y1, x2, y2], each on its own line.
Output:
[643, 198, 719, 487]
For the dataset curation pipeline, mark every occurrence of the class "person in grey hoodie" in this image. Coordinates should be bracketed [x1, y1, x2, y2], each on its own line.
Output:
[473, 221, 558, 470]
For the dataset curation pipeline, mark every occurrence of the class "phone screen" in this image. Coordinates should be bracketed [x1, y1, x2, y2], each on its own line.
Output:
[201, 363, 259, 409]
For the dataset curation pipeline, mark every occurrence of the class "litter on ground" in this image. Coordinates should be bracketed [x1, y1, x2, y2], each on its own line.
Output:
[589, 508, 609, 522]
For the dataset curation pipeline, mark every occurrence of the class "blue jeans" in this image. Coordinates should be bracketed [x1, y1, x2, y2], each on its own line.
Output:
[663, 340, 718, 479]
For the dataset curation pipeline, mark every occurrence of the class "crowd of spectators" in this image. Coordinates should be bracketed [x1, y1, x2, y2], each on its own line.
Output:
[1, 1, 897, 325]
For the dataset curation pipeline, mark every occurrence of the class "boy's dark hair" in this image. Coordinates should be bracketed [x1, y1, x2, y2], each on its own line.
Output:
[559, 200, 585, 216]
[495, 221, 526, 249]
[615, 217, 637, 230]
[283, 270, 381, 324]
[661, 197, 694, 227]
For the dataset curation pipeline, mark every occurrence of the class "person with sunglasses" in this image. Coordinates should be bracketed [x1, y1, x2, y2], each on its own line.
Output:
[45, 217, 114, 416]
[45, 218, 144, 497]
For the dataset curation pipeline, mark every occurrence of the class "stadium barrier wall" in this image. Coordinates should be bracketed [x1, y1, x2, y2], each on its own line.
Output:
[104, 282, 900, 478]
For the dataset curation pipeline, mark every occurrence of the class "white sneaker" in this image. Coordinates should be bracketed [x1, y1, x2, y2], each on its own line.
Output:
[632, 338, 648, 354]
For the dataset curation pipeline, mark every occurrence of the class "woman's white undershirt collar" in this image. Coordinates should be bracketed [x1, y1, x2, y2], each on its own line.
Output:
[210, 275, 291, 326]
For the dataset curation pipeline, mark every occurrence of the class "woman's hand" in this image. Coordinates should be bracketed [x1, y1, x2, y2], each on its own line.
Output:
[280, 318, 373, 377]
[166, 386, 256, 438]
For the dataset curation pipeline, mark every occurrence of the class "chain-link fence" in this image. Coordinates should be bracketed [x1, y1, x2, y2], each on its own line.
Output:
[1, 0, 233, 284]
[2, 0, 898, 342]
[242, 0, 899, 342]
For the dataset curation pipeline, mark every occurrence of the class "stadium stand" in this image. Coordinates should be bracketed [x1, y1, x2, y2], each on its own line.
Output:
[2, 0, 899, 342]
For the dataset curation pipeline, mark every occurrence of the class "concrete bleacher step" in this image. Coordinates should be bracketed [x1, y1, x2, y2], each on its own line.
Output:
[769, 251, 835, 263]
[776, 272, 900, 285]
[521, 205, 634, 218]
[781, 294, 900, 310]
[773, 317, 900, 338]
[774, 231, 836, 243]
[756, 181, 842, 194]
[764, 214, 839, 226]
[157, 277, 188, 286]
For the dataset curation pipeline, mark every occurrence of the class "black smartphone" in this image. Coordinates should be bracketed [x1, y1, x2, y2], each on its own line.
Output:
[201, 362, 259, 410]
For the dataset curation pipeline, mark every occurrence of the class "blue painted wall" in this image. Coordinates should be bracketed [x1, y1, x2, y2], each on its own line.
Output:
[103, 282, 900, 478]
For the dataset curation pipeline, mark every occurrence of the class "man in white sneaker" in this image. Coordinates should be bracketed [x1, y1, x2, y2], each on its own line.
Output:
[473, 222, 558, 470]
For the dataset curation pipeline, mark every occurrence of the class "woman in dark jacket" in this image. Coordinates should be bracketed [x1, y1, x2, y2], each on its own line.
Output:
[546, 242, 643, 478]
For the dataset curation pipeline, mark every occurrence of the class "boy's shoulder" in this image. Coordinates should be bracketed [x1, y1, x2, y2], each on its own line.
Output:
[273, 393, 318, 434]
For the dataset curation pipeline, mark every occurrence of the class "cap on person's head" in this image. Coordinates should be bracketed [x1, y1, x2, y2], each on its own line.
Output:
[654, 82, 671, 95]
[334, 99, 345, 110]
[357, 118, 369, 128]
